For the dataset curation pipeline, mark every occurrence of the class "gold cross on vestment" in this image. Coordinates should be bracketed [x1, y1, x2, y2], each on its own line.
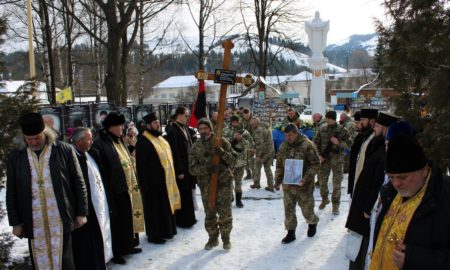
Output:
[134, 211, 142, 218]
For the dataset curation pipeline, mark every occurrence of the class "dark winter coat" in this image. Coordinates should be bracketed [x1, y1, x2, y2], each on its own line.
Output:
[373, 164, 450, 269]
[92, 129, 130, 195]
[6, 140, 88, 238]
[346, 135, 385, 237]
[165, 122, 195, 190]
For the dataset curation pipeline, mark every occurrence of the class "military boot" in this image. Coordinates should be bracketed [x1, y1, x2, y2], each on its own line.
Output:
[204, 237, 219, 250]
[307, 224, 317, 237]
[332, 204, 340, 215]
[318, 198, 330, 210]
[222, 237, 231, 250]
[236, 192, 244, 208]
[250, 184, 261, 189]
[244, 170, 252, 180]
[281, 230, 296, 244]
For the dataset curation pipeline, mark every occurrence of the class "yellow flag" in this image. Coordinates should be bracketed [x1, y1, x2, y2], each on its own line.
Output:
[56, 86, 73, 104]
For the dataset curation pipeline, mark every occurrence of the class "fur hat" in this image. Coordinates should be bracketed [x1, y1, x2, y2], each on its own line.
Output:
[197, 117, 213, 130]
[376, 112, 399, 127]
[360, 108, 378, 119]
[19, 112, 45, 136]
[325, 110, 337, 120]
[385, 134, 427, 174]
[143, 112, 158, 124]
[102, 112, 125, 129]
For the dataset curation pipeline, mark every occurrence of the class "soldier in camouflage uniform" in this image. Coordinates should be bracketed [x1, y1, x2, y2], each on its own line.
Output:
[339, 113, 356, 173]
[188, 118, 236, 250]
[249, 117, 275, 191]
[274, 124, 320, 243]
[223, 115, 254, 208]
[312, 113, 327, 187]
[279, 108, 300, 131]
[314, 111, 352, 214]
[241, 108, 254, 179]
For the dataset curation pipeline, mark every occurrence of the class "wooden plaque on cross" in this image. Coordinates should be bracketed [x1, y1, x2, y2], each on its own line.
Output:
[194, 39, 254, 209]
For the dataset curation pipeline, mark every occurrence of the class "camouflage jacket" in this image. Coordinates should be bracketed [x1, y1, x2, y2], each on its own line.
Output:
[188, 134, 236, 186]
[313, 123, 352, 157]
[341, 118, 356, 141]
[279, 112, 300, 131]
[275, 135, 320, 186]
[223, 124, 254, 167]
[241, 117, 252, 132]
[312, 119, 327, 140]
[250, 123, 275, 161]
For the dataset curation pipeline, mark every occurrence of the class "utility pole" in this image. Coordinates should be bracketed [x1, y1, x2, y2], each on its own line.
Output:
[26, 0, 37, 97]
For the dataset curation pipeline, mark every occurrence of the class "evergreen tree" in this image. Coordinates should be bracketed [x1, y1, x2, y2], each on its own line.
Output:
[375, 0, 450, 169]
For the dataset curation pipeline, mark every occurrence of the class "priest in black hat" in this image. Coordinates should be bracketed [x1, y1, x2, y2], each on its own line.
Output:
[6, 112, 88, 270]
[135, 112, 181, 244]
[369, 134, 450, 270]
[345, 111, 398, 270]
[352, 108, 379, 196]
[92, 112, 143, 264]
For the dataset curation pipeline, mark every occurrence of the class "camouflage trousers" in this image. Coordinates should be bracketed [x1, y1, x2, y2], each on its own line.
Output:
[245, 150, 254, 176]
[319, 153, 344, 206]
[283, 181, 319, 230]
[198, 176, 233, 241]
[233, 166, 244, 193]
[253, 157, 274, 188]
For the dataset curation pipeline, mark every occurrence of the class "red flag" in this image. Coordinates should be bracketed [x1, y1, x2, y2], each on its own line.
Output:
[189, 80, 207, 127]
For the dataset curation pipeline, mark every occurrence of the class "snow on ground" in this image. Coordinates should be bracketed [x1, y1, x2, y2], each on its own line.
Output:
[1, 168, 351, 270]
[0, 189, 29, 264]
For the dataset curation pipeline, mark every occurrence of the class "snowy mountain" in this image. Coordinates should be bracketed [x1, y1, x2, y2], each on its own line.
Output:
[326, 33, 378, 56]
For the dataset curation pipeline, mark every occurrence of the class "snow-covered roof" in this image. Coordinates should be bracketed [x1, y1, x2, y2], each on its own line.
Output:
[264, 75, 290, 85]
[0, 80, 58, 104]
[153, 75, 217, 89]
[288, 71, 312, 81]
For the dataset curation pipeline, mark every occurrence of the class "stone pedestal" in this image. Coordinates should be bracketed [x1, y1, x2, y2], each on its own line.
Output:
[305, 11, 329, 115]
[308, 57, 328, 115]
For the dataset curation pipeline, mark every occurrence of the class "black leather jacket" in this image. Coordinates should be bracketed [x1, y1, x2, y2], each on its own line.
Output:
[6, 140, 88, 238]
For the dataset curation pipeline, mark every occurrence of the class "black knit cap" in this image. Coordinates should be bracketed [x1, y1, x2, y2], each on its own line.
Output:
[18, 112, 45, 136]
[102, 112, 125, 129]
[284, 124, 298, 133]
[197, 117, 213, 130]
[385, 134, 427, 174]
[143, 112, 158, 124]
[325, 110, 337, 120]
[376, 112, 399, 127]
[353, 111, 361, 121]
[360, 108, 378, 119]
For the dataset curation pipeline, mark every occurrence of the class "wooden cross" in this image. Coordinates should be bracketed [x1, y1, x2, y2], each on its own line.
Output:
[194, 39, 254, 209]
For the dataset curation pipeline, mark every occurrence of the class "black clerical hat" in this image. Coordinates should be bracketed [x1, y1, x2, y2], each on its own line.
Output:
[18, 112, 45, 136]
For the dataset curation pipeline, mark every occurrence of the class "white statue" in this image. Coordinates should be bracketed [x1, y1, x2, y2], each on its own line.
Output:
[305, 11, 329, 58]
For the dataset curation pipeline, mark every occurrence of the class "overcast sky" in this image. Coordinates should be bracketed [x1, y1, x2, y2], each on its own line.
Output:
[305, 0, 387, 44]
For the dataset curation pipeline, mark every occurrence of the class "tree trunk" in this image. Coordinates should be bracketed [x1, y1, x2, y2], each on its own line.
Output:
[40, 0, 56, 105]
[138, 0, 144, 105]
[121, 30, 128, 106]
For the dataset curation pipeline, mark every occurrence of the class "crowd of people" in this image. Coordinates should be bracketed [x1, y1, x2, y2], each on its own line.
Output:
[5, 105, 450, 270]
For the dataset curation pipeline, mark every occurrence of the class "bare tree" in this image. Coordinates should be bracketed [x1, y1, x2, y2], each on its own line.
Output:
[180, 0, 235, 71]
[238, 0, 306, 93]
